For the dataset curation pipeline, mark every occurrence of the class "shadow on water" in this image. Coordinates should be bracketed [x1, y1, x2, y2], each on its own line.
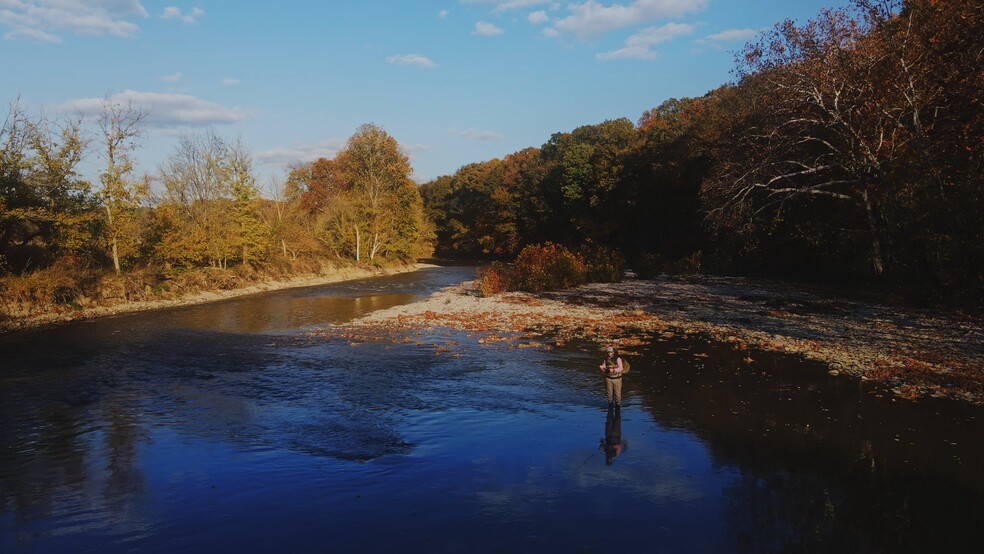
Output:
[1, 265, 983, 552]
[616, 332, 984, 553]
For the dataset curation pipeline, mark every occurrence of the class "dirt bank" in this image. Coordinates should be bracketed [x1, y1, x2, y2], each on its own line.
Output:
[0, 263, 433, 332]
[318, 275, 984, 405]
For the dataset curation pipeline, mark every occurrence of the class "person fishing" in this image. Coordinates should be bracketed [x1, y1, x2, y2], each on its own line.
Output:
[598, 346, 624, 409]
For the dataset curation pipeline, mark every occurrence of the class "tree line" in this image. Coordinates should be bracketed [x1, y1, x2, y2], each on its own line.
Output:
[421, 0, 981, 304]
[1, 107, 430, 308]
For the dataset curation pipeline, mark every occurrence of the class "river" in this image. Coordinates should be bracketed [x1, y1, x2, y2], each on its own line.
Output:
[1, 264, 982, 552]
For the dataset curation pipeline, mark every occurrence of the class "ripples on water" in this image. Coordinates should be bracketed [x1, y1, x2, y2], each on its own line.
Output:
[1, 266, 983, 552]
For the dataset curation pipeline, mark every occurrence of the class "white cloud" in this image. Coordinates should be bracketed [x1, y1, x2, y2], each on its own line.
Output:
[494, 0, 551, 12]
[438, 9, 448, 19]
[161, 71, 182, 83]
[402, 143, 433, 153]
[448, 128, 503, 141]
[255, 139, 346, 167]
[693, 27, 760, 51]
[596, 21, 694, 60]
[463, 0, 551, 13]
[159, 6, 205, 25]
[549, 0, 707, 41]
[0, 0, 148, 41]
[57, 89, 257, 128]
[703, 28, 758, 42]
[386, 53, 438, 69]
[221, 78, 240, 86]
[528, 10, 549, 25]
[473, 21, 504, 36]
[3, 25, 61, 43]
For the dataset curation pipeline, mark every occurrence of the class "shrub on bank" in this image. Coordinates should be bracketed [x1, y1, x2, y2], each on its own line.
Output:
[0, 256, 96, 314]
[511, 242, 586, 293]
[478, 242, 588, 296]
[579, 243, 625, 283]
[478, 262, 510, 296]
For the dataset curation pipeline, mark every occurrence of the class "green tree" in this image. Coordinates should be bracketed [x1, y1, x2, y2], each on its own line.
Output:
[227, 139, 267, 266]
[538, 118, 637, 247]
[419, 174, 455, 255]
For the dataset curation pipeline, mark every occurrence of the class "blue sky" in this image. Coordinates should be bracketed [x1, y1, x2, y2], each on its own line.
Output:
[1, 0, 853, 188]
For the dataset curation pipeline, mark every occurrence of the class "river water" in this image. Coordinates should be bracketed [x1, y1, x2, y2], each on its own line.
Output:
[1, 265, 982, 553]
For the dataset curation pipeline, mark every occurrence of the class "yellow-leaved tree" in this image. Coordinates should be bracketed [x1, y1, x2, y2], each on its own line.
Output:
[98, 96, 148, 275]
[333, 123, 430, 262]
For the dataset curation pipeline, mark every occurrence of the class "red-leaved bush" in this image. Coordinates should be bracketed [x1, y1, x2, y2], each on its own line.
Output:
[477, 242, 587, 296]
[478, 262, 510, 296]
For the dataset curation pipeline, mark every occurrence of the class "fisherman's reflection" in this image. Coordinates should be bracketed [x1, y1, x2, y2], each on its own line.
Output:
[599, 404, 626, 466]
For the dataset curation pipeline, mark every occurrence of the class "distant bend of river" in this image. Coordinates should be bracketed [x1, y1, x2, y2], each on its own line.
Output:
[1, 264, 982, 553]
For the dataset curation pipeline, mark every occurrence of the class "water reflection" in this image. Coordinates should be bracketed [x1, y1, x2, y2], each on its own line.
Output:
[600, 404, 625, 466]
[177, 292, 416, 333]
[103, 402, 145, 515]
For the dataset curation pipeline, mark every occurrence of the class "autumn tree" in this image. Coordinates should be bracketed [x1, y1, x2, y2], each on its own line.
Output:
[0, 102, 29, 271]
[334, 123, 427, 262]
[98, 96, 147, 274]
[415, 0, 980, 300]
[704, 4, 932, 277]
[428, 151, 541, 258]
[227, 138, 267, 266]
[0, 102, 95, 272]
[263, 176, 320, 262]
[537, 118, 637, 248]
[699, 0, 983, 292]
[322, 198, 357, 260]
[158, 129, 237, 268]
[860, 0, 984, 292]
[289, 157, 345, 214]
[420, 157, 524, 258]
[498, 147, 547, 253]
[418, 174, 455, 255]
[444, 160, 505, 256]
[628, 93, 729, 265]
[283, 157, 349, 260]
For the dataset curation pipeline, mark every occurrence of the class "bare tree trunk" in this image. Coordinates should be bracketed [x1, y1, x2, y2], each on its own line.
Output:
[862, 189, 885, 277]
[104, 202, 121, 275]
[370, 232, 381, 260]
[353, 223, 361, 262]
[111, 240, 121, 275]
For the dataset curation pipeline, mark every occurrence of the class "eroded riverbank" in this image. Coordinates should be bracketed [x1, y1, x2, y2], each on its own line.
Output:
[319, 275, 984, 405]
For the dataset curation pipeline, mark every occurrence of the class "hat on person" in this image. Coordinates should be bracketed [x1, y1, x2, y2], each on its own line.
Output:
[606, 346, 614, 353]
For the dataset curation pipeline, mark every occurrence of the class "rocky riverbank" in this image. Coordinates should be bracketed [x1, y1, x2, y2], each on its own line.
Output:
[317, 275, 984, 405]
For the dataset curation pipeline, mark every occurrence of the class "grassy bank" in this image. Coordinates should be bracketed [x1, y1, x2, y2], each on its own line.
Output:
[0, 258, 427, 332]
